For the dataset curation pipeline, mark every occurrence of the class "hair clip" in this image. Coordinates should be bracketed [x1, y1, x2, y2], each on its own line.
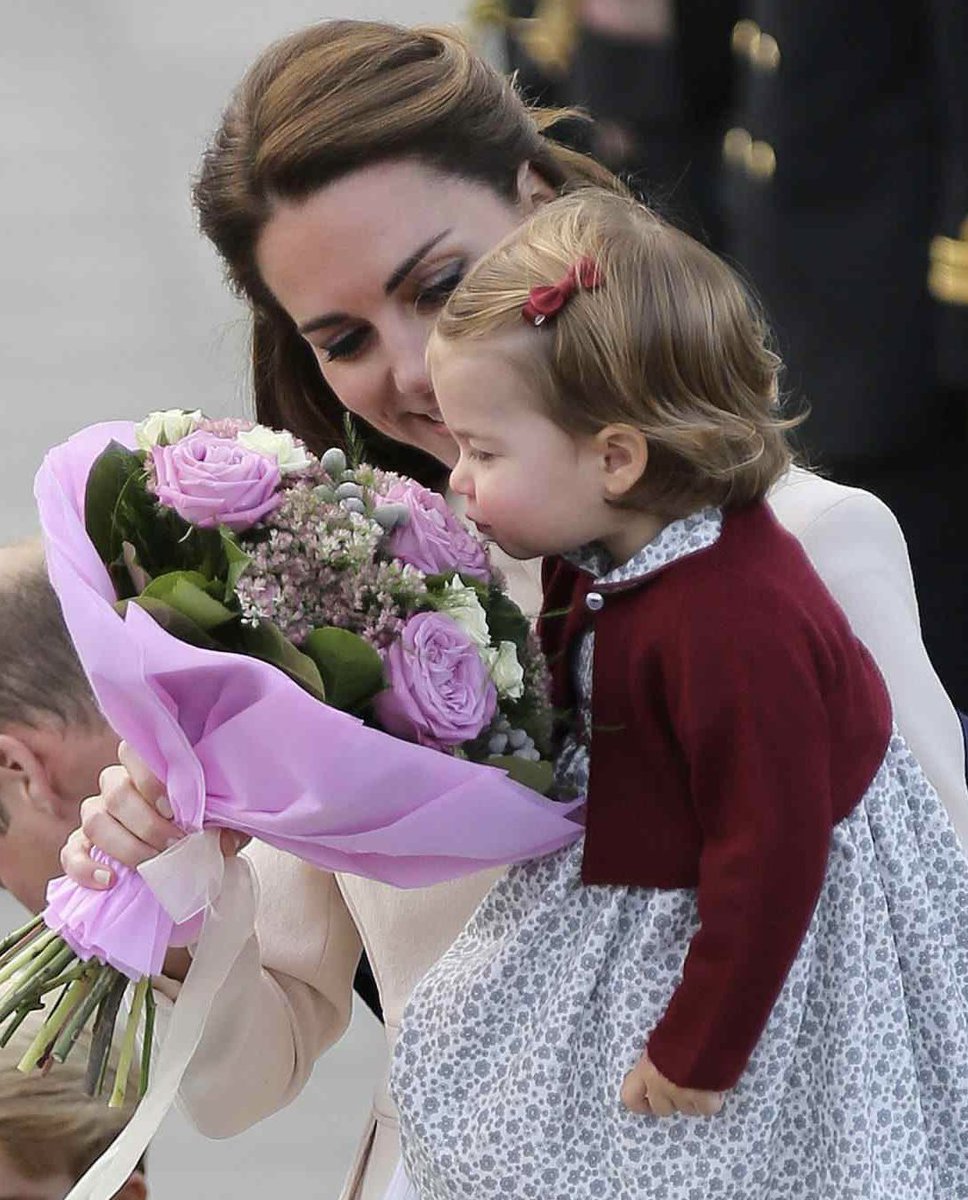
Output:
[522, 256, 603, 326]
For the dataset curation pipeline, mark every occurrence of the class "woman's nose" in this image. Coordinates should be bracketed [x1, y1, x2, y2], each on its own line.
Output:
[388, 326, 433, 398]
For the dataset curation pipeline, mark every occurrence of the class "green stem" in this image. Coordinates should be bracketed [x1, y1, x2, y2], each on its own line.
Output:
[0, 1002, 41, 1048]
[51, 968, 116, 1064]
[17, 977, 91, 1073]
[0, 929, 58, 987]
[109, 977, 148, 1108]
[85, 972, 127, 1097]
[139, 985, 156, 1098]
[0, 915, 44, 964]
[0, 945, 77, 1022]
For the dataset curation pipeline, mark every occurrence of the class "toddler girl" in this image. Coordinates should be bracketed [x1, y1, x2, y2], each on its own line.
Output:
[390, 190, 968, 1199]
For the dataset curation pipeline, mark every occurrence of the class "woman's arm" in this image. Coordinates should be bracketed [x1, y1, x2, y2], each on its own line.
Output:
[155, 841, 362, 1137]
[769, 468, 968, 848]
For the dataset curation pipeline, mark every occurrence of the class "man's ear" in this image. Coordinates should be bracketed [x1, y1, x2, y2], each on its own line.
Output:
[112, 1171, 147, 1200]
[595, 424, 649, 499]
[515, 161, 557, 215]
[0, 733, 58, 815]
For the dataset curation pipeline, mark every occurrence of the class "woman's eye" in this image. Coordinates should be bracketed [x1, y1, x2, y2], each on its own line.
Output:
[319, 326, 371, 363]
[414, 264, 464, 313]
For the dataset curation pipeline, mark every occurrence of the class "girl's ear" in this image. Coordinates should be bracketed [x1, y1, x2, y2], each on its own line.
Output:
[515, 162, 557, 215]
[595, 424, 649, 498]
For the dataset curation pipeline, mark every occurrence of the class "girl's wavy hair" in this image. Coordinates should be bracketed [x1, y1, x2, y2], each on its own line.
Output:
[192, 19, 624, 482]
[434, 189, 802, 515]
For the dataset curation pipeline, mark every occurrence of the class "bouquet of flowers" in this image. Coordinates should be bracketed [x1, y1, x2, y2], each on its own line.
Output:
[1, 409, 579, 1171]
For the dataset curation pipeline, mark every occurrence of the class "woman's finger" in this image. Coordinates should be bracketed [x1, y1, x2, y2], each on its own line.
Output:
[59, 827, 114, 888]
[90, 772, 183, 854]
[118, 741, 170, 814]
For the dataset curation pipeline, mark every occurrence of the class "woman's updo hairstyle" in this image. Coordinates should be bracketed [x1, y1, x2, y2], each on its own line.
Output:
[193, 20, 623, 476]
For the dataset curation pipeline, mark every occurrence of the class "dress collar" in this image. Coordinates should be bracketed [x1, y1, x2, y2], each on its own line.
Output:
[565, 507, 724, 591]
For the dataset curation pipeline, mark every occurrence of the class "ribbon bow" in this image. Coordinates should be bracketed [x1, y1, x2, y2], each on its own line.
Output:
[522, 256, 603, 326]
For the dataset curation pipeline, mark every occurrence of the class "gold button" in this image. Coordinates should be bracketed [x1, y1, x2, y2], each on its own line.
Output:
[752, 32, 781, 71]
[723, 126, 752, 165]
[731, 19, 760, 56]
[748, 140, 777, 180]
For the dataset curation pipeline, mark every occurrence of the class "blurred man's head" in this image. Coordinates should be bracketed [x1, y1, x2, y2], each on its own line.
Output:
[0, 1016, 145, 1200]
[0, 542, 118, 911]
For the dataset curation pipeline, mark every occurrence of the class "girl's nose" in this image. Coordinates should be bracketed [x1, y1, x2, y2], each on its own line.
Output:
[449, 455, 474, 499]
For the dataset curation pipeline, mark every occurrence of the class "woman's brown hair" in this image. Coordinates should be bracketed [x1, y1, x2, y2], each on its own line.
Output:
[192, 20, 624, 479]
[435, 189, 800, 514]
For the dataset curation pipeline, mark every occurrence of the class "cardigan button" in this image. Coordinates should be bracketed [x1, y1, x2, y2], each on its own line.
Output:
[585, 591, 605, 612]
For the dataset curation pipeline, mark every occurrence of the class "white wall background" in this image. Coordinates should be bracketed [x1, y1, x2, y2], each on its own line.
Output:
[1, 3, 470, 1196]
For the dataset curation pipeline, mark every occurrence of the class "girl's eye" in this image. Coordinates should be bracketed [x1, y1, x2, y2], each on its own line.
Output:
[318, 326, 371, 363]
[414, 263, 465, 313]
[469, 449, 495, 463]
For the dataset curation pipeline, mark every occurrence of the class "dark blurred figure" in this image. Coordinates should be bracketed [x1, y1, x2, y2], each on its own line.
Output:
[471, 1, 735, 247]
[565, 0, 735, 247]
[722, 0, 968, 709]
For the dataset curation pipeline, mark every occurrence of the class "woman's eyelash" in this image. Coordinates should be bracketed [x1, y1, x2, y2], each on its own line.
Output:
[414, 265, 464, 310]
[319, 327, 370, 363]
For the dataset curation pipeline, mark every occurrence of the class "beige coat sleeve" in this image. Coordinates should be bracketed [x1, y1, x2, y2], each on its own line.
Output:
[156, 840, 362, 1138]
[770, 470, 968, 849]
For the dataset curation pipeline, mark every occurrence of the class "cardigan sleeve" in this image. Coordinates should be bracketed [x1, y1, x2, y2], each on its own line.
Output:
[152, 841, 362, 1137]
[646, 588, 838, 1092]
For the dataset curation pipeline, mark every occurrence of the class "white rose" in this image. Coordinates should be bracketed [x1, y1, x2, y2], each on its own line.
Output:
[135, 409, 202, 449]
[484, 640, 525, 700]
[237, 425, 314, 474]
[437, 577, 491, 649]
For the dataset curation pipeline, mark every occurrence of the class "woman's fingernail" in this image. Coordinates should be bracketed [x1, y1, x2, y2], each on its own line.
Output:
[93, 869, 112, 887]
[156, 795, 174, 819]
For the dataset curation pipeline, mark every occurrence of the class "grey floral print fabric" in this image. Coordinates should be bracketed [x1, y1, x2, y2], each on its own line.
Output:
[392, 733, 968, 1197]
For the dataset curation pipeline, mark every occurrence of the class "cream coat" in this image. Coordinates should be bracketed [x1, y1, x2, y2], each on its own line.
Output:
[157, 469, 968, 1200]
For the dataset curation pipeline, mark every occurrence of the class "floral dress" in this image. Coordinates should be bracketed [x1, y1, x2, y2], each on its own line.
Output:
[390, 509, 968, 1199]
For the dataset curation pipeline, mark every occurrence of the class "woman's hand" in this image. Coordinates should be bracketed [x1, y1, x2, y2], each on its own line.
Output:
[620, 1053, 724, 1118]
[60, 741, 246, 890]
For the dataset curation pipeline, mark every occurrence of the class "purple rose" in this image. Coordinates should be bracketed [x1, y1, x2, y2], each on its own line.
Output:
[381, 480, 490, 581]
[374, 612, 497, 750]
[151, 432, 282, 532]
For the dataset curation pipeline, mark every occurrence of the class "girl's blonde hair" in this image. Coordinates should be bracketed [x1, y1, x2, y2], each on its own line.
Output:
[435, 190, 800, 515]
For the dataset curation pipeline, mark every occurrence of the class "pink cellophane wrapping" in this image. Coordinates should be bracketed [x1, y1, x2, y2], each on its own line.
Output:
[36, 423, 581, 979]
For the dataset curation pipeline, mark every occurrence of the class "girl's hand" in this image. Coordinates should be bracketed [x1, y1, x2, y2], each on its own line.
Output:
[620, 1053, 724, 1118]
[60, 740, 247, 890]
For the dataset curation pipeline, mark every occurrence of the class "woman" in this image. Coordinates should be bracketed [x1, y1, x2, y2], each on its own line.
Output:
[61, 21, 968, 1200]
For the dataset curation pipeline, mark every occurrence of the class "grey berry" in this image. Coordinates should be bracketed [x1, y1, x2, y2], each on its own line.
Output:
[321, 448, 347, 476]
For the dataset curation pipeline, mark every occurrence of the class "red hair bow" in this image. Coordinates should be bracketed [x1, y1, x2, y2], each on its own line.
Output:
[522, 256, 603, 326]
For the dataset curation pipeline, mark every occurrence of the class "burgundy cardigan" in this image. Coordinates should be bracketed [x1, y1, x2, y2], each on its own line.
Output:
[538, 502, 892, 1090]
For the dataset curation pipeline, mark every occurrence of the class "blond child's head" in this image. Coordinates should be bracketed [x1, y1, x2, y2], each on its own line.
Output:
[0, 1016, 145, 1200]
[429, 189, 797, 561]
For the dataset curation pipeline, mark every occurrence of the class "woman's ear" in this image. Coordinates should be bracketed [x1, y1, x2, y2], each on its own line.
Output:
[595, 424, 649, 498]
[515, 162, 557, 215]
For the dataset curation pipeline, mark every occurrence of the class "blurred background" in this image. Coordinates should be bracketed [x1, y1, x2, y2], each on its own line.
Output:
[1, 2, 965, 1196]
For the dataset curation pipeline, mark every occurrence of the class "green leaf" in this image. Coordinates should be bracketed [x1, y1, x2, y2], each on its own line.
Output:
[302, 627, 385, 711]
[120, 597, 224, 651]
[483, 587, 530, 653]
[141, 571, 237, 630]
[218, 528, 251, 602]
[84, 442, 150, 572]
[485, 755, 556, 796]
[237, 621, 327, 701]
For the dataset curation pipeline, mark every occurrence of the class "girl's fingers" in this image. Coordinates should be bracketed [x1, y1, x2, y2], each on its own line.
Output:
[646, 1087, 675, 1118]
[619, 1068, 654, 1114]
[692, 1090, 724, 1117]
[90, 769, 183, 854]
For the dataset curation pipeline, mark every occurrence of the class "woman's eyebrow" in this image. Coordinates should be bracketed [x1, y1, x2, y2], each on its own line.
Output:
[297, 230, 453, 336]
[384, 230, 452, 295]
